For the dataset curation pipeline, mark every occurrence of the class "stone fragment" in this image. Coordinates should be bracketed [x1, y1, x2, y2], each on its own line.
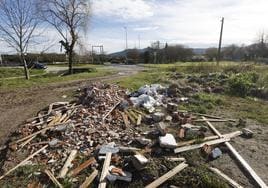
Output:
[159, 134, 177, 148]
[167, 103, 178, 112]
[157, 122, 168, 136]
[152, 112, 165, 122]
[242, 128, 254, 138]
[131, 154, 149, 170]
[211, 147, 222, 159]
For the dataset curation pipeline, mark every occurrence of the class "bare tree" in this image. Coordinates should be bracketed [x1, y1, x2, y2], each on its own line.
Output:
[0, 0, 40, 79]
[40, 0, 90, 74]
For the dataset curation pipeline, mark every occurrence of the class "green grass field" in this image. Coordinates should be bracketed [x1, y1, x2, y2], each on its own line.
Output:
[113, 61, 268, 124]
[0, 67, 45, 78]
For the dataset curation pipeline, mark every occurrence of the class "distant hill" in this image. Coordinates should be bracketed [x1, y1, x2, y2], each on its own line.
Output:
[109, 47, 207, 57]
[192, 48, 206, 55]
[109, 48, 148, 57]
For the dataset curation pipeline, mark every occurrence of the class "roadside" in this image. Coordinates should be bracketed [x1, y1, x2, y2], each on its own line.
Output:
[0, 64, 145, 145]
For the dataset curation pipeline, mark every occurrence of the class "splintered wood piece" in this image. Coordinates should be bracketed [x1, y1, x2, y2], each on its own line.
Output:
[58, 150, 77, 178]
[145, 162, 188, 188]
[209, 167, 243, 188]
[120, 112, 129, 129]
[98, 152, 112, 188]
[202, 117, 267, 188]
[0, 145, 48, 180]
[174, 137, 230, 154]
[18, 135, 37, 150]
[68, 157, 96, 177]
[79, 169, 99, 188]
[102, 101, 121, 121]
[136, 114, 142, 126]
[45, 169, 63, 188]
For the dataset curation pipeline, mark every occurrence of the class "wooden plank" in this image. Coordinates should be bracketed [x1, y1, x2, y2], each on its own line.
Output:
[136, 114, 142, 126]
[177, 131, 242, 147]
[18, 135, 37, 150]
[98, 152, 112, 188]
[68, 158, 96, 177]
[145, 162, 188, 188]
[0, 145, 48, 180]
[45, 169, 63, 188]
[79, 169, 99, 188]
[102, 101, 121, 121]
[174, 137, 230, 154]
[209, 167, 243, 188]
[202, 117, 267, 188]
[58, 150, 77, 178]
[120, 112, 129, 129]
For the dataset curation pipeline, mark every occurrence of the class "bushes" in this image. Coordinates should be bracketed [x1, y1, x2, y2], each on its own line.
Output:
[228, 72, 258, 97]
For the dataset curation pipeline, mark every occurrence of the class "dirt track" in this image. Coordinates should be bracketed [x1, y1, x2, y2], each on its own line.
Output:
[0, 65, 144, 145]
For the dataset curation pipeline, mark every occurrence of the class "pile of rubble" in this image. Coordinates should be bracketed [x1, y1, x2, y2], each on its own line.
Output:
[0, 82, 266, 187]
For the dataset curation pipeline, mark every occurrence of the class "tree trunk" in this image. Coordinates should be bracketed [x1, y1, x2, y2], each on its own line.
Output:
[21, 55, 30, 80]
[68, 50, 73, 75]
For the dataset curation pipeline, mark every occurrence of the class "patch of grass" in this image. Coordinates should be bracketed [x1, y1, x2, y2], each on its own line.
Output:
[222, 95, 268, 124]
[0, 69, 115, 89]
[0, 165, 44, 188]
[0, 67, 44, 78]
[181, 93, 224, 114]
[113, 70, 170, 91]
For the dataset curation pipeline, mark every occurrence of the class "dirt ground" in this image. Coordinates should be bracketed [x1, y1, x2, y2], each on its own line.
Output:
[205, 108, 268, 187]
[0, 65, 143, 146]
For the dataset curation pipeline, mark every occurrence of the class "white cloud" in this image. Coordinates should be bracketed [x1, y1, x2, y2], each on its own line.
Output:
[92, 0, 154, 21]
[133, 26, 159, 31]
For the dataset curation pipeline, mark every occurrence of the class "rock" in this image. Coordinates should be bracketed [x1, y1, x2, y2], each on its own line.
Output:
[131, 154, 149, 170]
[159, 134, 177, 148]
[135, 137, 152, 147]
[99, 144, 119, 154]
[167, 84, 180, 97]
[167, 103, 178, 112]
[152, 112, 165, 122]
[242, 128, 254, 138]
[118, 100, 129, 110]
[165, 115, 172, 122]
[211, 147, 222, 159]
[157, 122, 168, 136]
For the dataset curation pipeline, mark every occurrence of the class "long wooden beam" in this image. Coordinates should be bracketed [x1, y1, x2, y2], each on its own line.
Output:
[145, 162, 188, 188]
[174, 137, 230, 153]
[202, 117, 267, 188]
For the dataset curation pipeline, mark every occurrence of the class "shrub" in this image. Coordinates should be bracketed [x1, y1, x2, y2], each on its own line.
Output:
[228, 73, 257, 97]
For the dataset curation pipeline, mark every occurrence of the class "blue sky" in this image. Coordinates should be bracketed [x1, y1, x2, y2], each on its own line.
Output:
[1, 0, 268, 54]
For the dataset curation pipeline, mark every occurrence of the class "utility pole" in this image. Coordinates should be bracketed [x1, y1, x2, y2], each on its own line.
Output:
[217, 17, 224, 66]
[138, 34, 141, 49]
[124, 26, 128, 49]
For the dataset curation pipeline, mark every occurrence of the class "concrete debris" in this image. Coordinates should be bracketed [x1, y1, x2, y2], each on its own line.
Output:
[159, 134, 177, 148]
[0, 82, 258, 187]
[131, 154, 149, 170]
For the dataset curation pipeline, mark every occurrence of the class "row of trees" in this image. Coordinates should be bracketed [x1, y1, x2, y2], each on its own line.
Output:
[126, 43, 194, 64]
[206, 34, 268, 62]
[0, 0, 90, 79]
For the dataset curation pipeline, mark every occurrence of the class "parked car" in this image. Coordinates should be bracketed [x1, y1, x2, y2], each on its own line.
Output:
[28, 61, 47, 69]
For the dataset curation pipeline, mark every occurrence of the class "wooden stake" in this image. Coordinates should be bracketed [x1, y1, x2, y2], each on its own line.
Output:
[98, 152, 112, 188]
[102, 101, 121, 121]
[209, 167, 243, 188]
[174, 137, 230, 154]
[45, 169, 63, 188]
[58, 150, 77, 178]
[68, 157, 96, 177]
[136, 114, 142, 126]
[202, 117, 267, 188]
[79, 169, 98, 188]
[145, 162, 188, 188]
[0, 145, 48, 180]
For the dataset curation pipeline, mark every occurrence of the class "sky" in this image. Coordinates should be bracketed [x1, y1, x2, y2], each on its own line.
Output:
[1, 0, 268, 54]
